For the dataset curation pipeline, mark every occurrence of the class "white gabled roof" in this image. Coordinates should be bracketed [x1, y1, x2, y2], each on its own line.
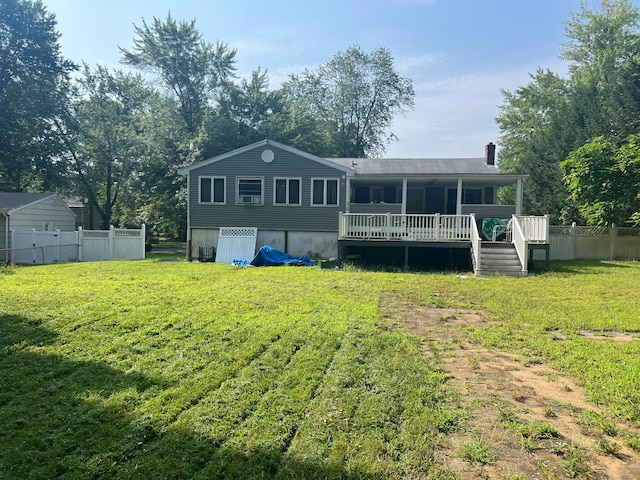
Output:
[177, 139, 355, 176]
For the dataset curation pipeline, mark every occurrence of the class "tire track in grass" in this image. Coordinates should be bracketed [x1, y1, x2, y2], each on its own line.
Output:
[271, 323, 379, 478]
[135, 327, 283, 427]
[117, 323, 320, 478]
[334, 330, 415, 477]
[276, 323, 455, 479]
[278, 319, 349, 451]
[195, 324, 347, 479]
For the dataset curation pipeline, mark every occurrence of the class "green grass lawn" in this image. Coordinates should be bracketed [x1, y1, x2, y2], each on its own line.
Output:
[1, 260, 639, 479]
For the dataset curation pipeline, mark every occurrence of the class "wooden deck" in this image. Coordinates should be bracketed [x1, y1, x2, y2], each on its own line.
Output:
[338, 213, 550, 274]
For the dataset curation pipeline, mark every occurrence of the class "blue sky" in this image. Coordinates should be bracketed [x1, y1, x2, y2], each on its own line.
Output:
[41, 0, 637, 158]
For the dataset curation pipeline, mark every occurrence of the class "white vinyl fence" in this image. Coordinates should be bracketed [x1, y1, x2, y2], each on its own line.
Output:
[6, 225, 145, 265]
[10, 230, 78, 265]
[532, 224, 640, 261]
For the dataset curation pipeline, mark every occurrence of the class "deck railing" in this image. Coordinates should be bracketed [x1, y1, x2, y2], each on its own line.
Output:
[339, 213, 550, 245]
[339, 213, 473, 241]
[516, 215, 550, 243]
[510, 216, 528, 275]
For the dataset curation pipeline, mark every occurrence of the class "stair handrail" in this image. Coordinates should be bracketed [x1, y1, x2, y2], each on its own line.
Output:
[511, 215, 528, 275]
[470, 214, 481, 273]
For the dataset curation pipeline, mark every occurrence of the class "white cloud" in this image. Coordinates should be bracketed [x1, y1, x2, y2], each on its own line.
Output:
[396, 52, 441, 73]
[386, 64, 565, 158]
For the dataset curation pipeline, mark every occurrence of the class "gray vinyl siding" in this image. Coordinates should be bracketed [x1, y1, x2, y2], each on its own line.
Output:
[8, 197, 76, 231]
[189, 145, 347, 231]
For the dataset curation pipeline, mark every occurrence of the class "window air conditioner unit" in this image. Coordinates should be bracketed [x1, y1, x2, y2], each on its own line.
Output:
[241, 195, 260, 204]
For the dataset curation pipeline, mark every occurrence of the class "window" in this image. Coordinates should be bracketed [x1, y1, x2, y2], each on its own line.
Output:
[312, 178, 339, 206]
[274, 178, 301, 205]
[199, 176, 225, 204]
[236, 177, 263, 204]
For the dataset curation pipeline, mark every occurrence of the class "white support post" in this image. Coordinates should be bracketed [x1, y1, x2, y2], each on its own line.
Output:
[77, 227, 82, 262]
[109, 225, 115, 260]
[610, 224, 617, 260]
[516, 178, 523, 216]
[401, 178, 408, 215]
[31, 229, 36, 264]
[141, 224, 146, 259]
[9, 229, 14, 264]
[456, 178, 463, 216]
[345, 178, 351, 213]
[54, 229, 60, 263]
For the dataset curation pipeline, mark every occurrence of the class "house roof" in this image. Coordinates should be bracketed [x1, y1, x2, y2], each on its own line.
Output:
[327, 157, 514, 176]
[178, 140, 527, 183]
[177, 139, 355, 176]
[0, 192, 57, 214]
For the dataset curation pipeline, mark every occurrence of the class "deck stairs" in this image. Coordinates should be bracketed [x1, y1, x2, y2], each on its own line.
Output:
[476, 242, 525, 277]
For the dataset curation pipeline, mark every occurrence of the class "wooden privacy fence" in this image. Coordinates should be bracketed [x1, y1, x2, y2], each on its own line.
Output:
[5, 225, 145, 265]
[532, 224, 640, 261]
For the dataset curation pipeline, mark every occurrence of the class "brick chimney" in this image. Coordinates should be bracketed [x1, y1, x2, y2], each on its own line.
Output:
[485, 142, 496, 166]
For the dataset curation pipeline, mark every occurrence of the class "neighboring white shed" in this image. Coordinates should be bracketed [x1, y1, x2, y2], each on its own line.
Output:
[0, 192, 76, 262]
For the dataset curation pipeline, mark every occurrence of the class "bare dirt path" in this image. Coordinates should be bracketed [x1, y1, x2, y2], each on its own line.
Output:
[381, 295, 640, 479]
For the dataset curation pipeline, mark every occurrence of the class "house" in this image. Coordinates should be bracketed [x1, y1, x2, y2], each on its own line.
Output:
[0, 192, 76, 263]
[178, 139, 549, 275]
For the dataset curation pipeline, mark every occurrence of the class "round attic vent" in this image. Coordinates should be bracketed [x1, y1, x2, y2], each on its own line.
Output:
[261, 149, 274, 163]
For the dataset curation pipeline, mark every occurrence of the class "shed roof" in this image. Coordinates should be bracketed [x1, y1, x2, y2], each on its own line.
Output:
[0, 192, 56, 214]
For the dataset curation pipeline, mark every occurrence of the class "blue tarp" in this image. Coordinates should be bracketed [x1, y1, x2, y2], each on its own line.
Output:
[233, 245, 312, 267]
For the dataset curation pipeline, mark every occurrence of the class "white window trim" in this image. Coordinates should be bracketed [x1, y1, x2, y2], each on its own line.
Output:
[198, 176, 226, 205]
[311, 177, 340, 206]
[273, 177, 302, 206]
[236, 176, 264, 205]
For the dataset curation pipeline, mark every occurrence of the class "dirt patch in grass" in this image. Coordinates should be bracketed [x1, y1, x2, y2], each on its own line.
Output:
[381, 293, 640, 480]
[579, 331, 638, 342]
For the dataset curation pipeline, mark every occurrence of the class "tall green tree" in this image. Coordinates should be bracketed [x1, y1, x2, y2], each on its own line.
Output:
[284, 45, 415, 158]
[496, 69, 578, 221]
[120, 13, 236, 135]
[497, 0, 640, 223]
[133, 95, 190, 240]
[0, 0, 74, 191]
[204, 68, 330, 157]
[58, 65, 154, 229]
[561, 135, 640, 225]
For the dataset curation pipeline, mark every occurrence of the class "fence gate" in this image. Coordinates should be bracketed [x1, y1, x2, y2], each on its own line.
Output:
[10, 230, 78, 264]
